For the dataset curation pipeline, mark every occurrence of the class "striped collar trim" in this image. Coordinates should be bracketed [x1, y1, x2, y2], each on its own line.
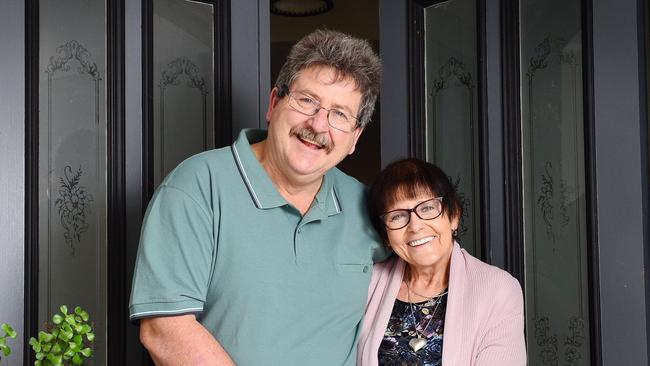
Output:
[231, 143, 263, 208]
[329, 186, 342, 215]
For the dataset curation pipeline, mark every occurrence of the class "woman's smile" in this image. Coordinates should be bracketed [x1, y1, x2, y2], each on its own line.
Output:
[407, 235, 436, 247]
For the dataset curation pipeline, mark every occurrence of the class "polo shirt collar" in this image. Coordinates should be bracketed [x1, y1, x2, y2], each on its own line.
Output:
[301, 170, 343, 222]
[230, 129, 343, 217]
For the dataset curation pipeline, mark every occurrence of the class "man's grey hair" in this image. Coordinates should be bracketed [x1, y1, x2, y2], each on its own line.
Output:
[274, 29, 382, 129]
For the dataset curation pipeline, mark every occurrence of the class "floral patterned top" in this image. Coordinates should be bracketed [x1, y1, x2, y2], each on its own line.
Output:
[377, 292, 448, 366]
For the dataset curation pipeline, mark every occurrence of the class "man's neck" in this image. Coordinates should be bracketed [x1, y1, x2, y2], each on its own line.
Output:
[274, 179, 322, 215]
[251, 141, 323, 215]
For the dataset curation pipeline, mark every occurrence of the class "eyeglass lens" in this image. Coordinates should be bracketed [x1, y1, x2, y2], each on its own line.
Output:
[288, 93, 356, 132]
[382, 198, 443, 230]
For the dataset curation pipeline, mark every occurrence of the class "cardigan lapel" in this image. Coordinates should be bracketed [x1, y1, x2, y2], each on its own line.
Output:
[372, 257, 406, 349]
[441, 242, 466, 366]
[359, 256, 406, 366]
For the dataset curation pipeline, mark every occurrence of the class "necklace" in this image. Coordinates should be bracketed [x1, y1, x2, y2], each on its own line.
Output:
[408, 285, 448, 301]
[405, 281, 447, 352]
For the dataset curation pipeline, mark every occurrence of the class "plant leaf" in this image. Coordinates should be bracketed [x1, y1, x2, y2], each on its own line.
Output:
[38, 331, 54, 343]
[1, 324, 16, 338]
[80, 312, 89, 322]
[29, 338, 42, 352]
[74, 306, 89, 321]
[80, 347, 92, 357]
[64, 347, 76, 358]
[52, 314, 63, 325]
[51, 342, 62, 354]
[86, 332, 95, 342]
[60, 331, 72, 342]
[47, 352, 63, 366]
[73, 334, 82, 346]
[68, 341, 80, 352]
[72, 353, 84, 365]
[59, 305, 68, 315]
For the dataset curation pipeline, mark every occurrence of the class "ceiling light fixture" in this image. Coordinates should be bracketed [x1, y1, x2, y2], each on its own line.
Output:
[270, 0, 334, 17]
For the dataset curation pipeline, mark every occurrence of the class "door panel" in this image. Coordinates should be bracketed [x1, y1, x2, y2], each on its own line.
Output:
[38, 0, 107, 364]
[520, 0, 591, 364]
[152, 0, 216, 186]
[422, 0, 480, 257]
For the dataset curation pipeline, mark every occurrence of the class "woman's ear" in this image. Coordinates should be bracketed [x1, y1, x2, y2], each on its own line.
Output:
[451, 216, 460, 231]
[451, 215, 460, 238]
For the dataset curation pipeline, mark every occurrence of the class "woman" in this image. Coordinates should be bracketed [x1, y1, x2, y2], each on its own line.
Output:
[358, 158, 526, 366]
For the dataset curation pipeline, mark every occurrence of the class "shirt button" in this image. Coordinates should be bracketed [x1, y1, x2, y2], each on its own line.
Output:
[297, 228, 302, 234]
[363, 266, 369, 273]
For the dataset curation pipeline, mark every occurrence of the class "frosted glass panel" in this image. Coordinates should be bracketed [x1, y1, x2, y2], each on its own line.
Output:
[521, 0, 590, 364]
[38, 0, 107, 364]
[423, 0, 480, 256]
[153, 0, 215, 186]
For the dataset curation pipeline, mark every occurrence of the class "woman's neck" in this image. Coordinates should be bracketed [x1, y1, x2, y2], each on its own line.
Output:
[403, 262, 450, 300]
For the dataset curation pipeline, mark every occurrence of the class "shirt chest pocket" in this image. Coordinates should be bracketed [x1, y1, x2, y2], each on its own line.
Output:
[336, 263, 372, 275]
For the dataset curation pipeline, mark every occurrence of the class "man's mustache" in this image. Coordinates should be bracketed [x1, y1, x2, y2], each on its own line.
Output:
[289, 126, 334, 154]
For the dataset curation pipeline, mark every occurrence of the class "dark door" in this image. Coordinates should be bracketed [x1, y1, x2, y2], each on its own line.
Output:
[379, 1, 596, 365]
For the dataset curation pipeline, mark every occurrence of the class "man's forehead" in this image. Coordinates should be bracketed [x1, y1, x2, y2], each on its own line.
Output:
[290, 65, 362, 112]
[292, 65, 359, 91]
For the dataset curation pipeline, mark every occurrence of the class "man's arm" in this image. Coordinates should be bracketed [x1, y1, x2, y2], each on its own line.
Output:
[140, 315, 236, 366]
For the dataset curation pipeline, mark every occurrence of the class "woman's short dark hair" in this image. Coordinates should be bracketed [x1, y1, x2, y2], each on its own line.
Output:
[368, 158, 463, 242]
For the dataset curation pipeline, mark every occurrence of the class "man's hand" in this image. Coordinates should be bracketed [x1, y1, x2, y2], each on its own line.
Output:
[140, 314, 236, 365]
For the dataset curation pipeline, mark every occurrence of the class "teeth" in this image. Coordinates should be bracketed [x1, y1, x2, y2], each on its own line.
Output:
[407, 236, 435, 247]
[300, 137, 323, 148]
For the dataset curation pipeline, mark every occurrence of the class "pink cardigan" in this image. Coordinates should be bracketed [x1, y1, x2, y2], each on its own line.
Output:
[357, 243, 526, 366]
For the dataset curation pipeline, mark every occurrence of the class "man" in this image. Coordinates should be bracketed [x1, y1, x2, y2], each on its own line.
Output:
[129, 29, 387, 365]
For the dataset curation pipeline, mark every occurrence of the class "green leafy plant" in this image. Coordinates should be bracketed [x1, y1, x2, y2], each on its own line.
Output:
[0, 323, 17, 363]
[29, 305, 94, 366]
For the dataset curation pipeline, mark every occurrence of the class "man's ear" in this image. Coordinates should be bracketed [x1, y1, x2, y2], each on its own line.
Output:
[265, 87, 282, 123]
[347, 127, 365, 155]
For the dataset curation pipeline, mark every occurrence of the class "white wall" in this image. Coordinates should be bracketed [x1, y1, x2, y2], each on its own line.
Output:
[0, 0, 25, 364]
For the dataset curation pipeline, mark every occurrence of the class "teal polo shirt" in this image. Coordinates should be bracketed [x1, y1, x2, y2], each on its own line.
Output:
[129, 129, 387, 365]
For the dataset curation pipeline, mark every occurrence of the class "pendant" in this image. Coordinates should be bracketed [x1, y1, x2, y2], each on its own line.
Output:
[408, 337, 427, 352]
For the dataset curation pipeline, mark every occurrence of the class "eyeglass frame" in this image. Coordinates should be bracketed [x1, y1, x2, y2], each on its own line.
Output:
[279, 86, 360, 133]
[380, 197, 445, 230]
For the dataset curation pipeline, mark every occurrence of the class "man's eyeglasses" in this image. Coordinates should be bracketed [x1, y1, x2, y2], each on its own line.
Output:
[285, 91, 359, 133]
[380, 197, 444, 230]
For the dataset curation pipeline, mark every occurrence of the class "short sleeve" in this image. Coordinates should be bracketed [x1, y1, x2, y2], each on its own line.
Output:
[129, 185, 216, 321]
